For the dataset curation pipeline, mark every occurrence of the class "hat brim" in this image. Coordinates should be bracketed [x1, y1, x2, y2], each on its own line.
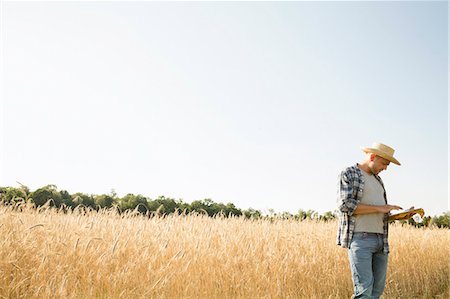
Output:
[361, 147, 401, 166]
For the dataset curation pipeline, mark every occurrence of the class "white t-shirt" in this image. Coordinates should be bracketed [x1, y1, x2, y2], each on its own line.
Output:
[354, 169, 385, 234]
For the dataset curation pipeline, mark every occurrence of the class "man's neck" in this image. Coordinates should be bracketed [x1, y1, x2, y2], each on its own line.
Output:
[357, 162, 373, 175]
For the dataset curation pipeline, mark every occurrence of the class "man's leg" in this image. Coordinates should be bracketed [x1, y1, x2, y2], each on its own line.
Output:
[372, 251, 388, 299]
[348, 233, 377, 299]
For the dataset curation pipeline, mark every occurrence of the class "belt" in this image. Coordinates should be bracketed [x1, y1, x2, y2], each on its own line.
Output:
[354, 232, 384, 236]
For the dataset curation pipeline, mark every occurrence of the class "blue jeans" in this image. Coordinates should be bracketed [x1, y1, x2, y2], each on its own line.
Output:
[348, 232, 389, 299]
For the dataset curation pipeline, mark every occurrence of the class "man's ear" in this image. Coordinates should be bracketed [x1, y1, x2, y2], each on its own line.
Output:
[370, 153, 377, 161]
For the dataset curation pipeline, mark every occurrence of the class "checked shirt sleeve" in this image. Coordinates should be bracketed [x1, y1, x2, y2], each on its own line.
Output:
[337, 169, 359, 216]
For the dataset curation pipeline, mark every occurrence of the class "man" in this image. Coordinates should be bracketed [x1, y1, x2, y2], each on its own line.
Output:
[336, 142, 402, 299]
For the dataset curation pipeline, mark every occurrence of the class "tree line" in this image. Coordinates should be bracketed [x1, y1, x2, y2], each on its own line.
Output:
[0, 184, 448, 228]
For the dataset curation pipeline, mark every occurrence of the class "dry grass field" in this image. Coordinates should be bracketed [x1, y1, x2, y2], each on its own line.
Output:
[0, 203, 448, 299]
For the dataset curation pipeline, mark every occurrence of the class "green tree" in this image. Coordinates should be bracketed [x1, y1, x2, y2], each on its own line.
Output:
[153, 196, 178, 214]
[320, 211, 336, 222]
[147, 199, 163, 213]
[0, 186, 29, 203]
[72, 192, 95, 208]
[176, 200, 192, 214]
[243, 208, 262, 219]
[432, 212, 450, 229]
[224, 203, 242, 217]
[191, 199, 212, 215]
[118, 194, 148, 213]
[94, 194, 115, 208]
[30, 185, 62, 207]
[190, 199, 242, 217]
[297, 209, 318, 221]
[279, 211, 294, 219]
[59, 190, 74, 207]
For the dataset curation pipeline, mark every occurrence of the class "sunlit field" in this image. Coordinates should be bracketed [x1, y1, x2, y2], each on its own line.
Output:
[0, 203, 448, 298]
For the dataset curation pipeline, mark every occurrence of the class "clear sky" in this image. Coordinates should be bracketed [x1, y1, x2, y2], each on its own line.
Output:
[1, 1, 448, 216]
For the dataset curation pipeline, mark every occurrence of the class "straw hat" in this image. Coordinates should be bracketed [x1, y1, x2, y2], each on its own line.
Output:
[361, 142, 401, 166]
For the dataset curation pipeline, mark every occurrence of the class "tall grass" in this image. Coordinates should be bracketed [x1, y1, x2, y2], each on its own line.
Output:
[0, 202, 448, 298]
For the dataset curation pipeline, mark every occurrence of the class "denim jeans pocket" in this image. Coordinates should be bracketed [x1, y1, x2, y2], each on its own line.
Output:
[350, 233, 379, 251]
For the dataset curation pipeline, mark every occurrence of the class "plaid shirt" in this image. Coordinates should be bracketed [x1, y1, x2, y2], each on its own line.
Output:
[336, 164, 390, 254]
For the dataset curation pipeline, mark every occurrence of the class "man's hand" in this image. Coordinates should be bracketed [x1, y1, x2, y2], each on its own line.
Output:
[377, 204, 403, 214]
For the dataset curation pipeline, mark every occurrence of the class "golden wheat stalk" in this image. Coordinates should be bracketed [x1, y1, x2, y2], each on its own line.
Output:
[0, 203, 448, 298]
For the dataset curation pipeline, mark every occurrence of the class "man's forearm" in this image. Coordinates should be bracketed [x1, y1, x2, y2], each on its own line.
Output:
[353, 204, 383, 215]
[354, 203, 403, 215]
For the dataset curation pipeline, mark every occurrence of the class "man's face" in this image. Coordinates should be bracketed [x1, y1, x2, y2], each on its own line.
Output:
[369, 155, 390, 175]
